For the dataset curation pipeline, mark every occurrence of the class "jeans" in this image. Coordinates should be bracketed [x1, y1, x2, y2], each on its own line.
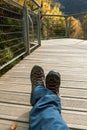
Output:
[29, 86, 70, 130]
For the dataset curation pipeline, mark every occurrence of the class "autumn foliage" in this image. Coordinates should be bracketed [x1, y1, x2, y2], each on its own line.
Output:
[68, 16, 84, 38]
[40, 1, 66, 38]
[15, 0, 84, 39]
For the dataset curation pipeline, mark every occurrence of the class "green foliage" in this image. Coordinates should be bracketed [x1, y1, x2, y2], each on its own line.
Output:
[3, 48, 13, 61]
[0, 0, 25, 75]
[0, 48, 13, 66]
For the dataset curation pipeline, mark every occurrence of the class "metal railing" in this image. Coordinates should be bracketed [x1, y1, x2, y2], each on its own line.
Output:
[0, 0, 41, 71]
[23, 0, 41, 55]
[41, 14, 68, 39]
[68, 12, 87, 40]
[41, 13, 87, 40]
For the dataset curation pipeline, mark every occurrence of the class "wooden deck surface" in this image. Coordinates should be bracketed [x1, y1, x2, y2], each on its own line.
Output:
[0, 39, 87, 130]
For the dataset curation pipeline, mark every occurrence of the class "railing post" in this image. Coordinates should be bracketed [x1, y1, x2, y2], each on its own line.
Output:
[65, 16, 69, 38]
[37, 11, 41, 45]
[68, 18, 71, 38]
[23, 0, 30, 55]
[47, 19, 49, 40]
[84, 19, 87, 40]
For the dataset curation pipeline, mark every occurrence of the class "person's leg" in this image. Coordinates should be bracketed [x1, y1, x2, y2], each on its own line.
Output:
[29, 66, 70, 130]
[30, 65, 45, 106]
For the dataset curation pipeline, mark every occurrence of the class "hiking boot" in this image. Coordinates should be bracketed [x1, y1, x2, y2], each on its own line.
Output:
[30, 65, 45, 87]
[46, 71, 61, 94]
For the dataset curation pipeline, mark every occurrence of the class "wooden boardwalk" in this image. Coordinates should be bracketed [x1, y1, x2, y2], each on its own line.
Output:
[0, 39, 87, 130]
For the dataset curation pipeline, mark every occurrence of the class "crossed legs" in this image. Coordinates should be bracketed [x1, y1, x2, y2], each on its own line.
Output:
[29, 65, 70, 130]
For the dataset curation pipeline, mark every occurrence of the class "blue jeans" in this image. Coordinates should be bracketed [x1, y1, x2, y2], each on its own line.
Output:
[29, 86, 70, 130]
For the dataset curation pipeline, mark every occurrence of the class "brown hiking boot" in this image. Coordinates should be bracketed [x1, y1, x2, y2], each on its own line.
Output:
[30, 65, 45, 87]
[46, 71, 61, 94]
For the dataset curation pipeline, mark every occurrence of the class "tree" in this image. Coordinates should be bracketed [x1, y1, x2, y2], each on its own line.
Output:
[68, 16, 84, 38]
[41, 1, 66, 39]
[15, 0, 66, 39]
[15, 0, 24, 5]
[15, 0, 41, 10]
[16, 0, 84, 39]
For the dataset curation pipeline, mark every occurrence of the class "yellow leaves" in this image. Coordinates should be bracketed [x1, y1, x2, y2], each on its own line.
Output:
[68, 16, 81, 30]
[10, 123, 17, 130]
[41, 2, 51, 14]
[68, 16, 84, 38]
[41, 1, 63, 16]
[41, 1, 65, 39]
[15, 0, 41, 7]
[15, 0, 66, 39]
[51, 6, 59, 14]
[36, 0, 41, 6]
[16, 0, 24, 5]
[16, 0, 62, 17]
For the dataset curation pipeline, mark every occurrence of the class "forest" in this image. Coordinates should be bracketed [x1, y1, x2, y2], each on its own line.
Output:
[16, 0, 84, 39]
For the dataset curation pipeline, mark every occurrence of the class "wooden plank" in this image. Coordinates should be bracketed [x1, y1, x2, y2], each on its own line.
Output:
[61, 97, 87, 112]
[0, 84, 87, 99]
[0, 103, 87, 129]
[6, 63, 87, 75]
[0, 91, 87, 112]
[62, 80, 87, 89]
[0, 103, 30, 122]
[0, 83, 31, 93]
[1, 75, 87, 84]
[60, 88, 87, 99]
[0, 77, 30, 85]
[0, 119, 86, 130]
[62, 110, 87, 130]
[0, 91, 30, 105]
[0, 120, 29, 130]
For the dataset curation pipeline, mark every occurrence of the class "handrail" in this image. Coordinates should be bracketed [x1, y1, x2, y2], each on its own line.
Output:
[32, 0, 41, 8]
[68, 11, 87, 16]
[0, 52, 26, 70]
[42, 14, 68, 17]
[41, 12, 87, 40]
[0, 0, 41, 72]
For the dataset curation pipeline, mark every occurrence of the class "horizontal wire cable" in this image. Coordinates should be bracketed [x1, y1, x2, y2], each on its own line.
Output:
[0, 7, 22, 16]
[0, 15, 22, 21]
[0, 37, 23, 44]
[0, 31, 22, 35]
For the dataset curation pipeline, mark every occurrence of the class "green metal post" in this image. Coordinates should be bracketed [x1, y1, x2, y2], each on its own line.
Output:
[23, 0, 30, 55]
[37, 11, 41, 45]
[65, 16, 69, 38]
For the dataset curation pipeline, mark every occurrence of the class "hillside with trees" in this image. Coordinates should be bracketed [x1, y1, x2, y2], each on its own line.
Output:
[58, 0, 87, 14]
